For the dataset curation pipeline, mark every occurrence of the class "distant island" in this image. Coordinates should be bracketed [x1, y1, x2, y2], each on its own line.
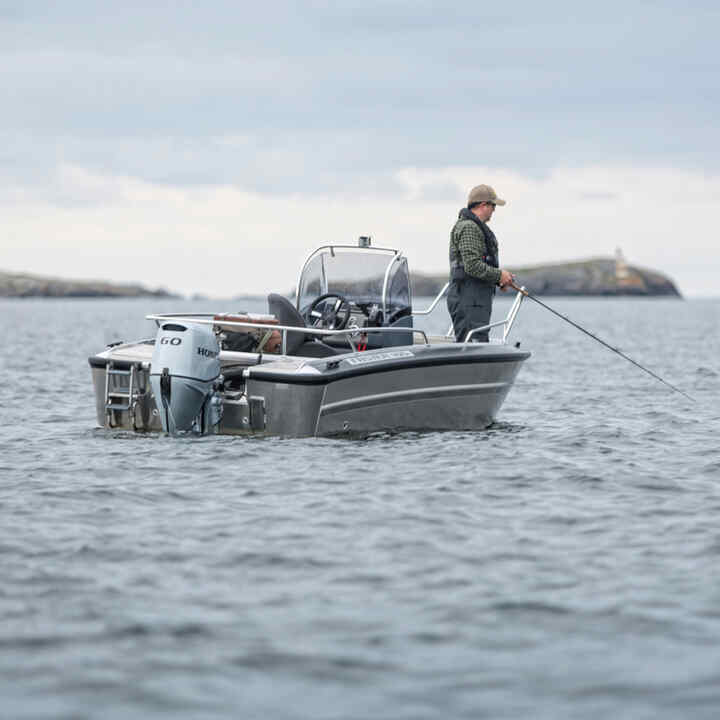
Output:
[412, 252, 681, 298]
[0, 270, 176, 298]
[3, 250, 680, 299]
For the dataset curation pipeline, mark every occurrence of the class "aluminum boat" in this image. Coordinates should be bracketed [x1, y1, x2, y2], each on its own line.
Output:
[89, 238, 530, 436]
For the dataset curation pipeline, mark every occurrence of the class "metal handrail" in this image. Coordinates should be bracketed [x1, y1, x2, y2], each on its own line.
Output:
[149, 312, 216, 320]
[381, 252, 404, 320]
[145, 314, 430, 354]
[462, 287, 526, 343]
[502, 288, 525, 343]
[146, 285, 525, 351]
[463, 320, 509, 343]
[412, 282, 449, 316]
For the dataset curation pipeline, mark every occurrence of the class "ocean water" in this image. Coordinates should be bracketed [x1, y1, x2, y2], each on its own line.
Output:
[1, 295, 719, 720]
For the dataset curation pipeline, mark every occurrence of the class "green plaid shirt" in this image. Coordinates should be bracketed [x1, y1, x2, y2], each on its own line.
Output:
[449, 218, 502, 286]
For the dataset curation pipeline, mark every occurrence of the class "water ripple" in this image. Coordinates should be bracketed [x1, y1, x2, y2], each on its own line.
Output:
[2, 297, 720, 719]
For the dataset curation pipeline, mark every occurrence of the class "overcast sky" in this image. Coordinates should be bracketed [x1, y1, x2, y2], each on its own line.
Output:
[2, 1, 719, 296]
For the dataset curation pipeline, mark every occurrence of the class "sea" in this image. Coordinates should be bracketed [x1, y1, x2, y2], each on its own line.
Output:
[1, 294, 719, 720]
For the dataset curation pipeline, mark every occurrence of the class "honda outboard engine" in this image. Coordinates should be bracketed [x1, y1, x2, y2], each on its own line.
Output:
[149, 322, 223, 434]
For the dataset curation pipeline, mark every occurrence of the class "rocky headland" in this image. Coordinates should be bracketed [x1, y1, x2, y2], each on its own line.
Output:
[3, 255, 680, 299]
[412, 257, 681, 298]
[0, 270, 176, 298]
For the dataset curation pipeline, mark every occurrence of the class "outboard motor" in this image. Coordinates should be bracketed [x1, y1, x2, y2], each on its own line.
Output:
[149, 322, 223, 434]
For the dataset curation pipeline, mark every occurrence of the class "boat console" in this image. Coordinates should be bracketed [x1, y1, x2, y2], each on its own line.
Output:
[295, 238, 413, 350]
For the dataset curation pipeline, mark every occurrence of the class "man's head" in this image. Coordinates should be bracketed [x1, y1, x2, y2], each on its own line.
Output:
[467, 184, 505, 222]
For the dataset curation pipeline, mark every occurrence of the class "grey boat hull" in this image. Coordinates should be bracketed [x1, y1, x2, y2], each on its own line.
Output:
[90, 342, 529, 437]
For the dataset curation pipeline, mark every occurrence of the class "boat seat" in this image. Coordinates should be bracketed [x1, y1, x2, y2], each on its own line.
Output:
[267, 294, 341, 358]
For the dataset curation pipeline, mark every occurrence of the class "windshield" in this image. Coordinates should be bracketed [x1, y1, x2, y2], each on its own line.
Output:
[297, 247, 404, 313]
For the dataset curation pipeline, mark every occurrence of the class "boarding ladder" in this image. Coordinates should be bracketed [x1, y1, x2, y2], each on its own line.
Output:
[104, 362, 141, 429]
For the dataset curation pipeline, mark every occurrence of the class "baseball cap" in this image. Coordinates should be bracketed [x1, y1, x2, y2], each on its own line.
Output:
[467, 184, 506, 207]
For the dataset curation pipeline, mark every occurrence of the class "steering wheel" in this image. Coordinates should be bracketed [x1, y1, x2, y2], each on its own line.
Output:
[307, 293, 352, 331]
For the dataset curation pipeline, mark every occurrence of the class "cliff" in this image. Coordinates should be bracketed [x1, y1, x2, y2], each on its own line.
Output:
[411, 258, 681, 298]
[0, 270, 177, 298]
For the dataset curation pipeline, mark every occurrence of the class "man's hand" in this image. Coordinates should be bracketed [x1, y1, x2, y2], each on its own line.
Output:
[499, 269, 515, 291]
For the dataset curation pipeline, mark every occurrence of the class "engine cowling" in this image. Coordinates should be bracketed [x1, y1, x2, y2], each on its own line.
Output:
[149, 322, 222, 434]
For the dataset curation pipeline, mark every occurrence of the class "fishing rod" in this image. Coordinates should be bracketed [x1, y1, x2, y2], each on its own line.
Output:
[509, 282, 696, 402]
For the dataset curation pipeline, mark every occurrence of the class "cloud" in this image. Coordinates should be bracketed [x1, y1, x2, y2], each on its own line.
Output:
[0, 2, 718, 298]
[2, 162, 718, 297]
[1, 1, 719, 194]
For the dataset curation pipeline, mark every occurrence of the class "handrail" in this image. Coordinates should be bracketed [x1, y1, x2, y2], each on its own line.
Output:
[145, 285, 525, 351]
[381, 252, 404, 319]
[149, 312, 216, 320]
[145, 314, 430, 352]
[462, 287, 526, 343]
[412, 282, 449, 316]
[463, 320, 509, 343]
[502, 288, 525, 343]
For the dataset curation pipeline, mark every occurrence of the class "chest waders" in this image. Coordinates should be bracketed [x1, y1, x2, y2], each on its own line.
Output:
[446, 212, 498, 343]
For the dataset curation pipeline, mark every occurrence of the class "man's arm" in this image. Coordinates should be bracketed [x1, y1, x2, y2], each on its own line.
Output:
[457, 224, 503, 286]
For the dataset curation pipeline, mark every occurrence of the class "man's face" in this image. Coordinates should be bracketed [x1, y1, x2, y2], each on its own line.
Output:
[472, 201, 496, 222]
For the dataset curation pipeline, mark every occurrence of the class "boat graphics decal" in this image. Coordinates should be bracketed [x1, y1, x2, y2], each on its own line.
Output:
[345, 350, 415, 366]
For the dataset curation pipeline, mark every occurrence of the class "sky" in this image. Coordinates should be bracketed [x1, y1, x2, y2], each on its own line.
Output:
[1, 0, 719, 297]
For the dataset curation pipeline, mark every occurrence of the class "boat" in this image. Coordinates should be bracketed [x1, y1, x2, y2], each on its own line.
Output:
[88, 237, 530, 437]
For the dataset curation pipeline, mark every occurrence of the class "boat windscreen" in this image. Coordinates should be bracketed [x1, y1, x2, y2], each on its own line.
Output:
[298, 250, 398, 310]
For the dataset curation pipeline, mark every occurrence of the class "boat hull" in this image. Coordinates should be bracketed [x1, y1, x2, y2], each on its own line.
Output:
[90, 343, 529, 437]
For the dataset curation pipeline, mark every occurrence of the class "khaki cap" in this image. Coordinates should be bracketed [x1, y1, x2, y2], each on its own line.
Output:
[467, 184, 506, 207]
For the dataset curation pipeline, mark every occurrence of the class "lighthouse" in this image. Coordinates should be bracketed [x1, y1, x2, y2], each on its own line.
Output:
[615, 247, 630, 281]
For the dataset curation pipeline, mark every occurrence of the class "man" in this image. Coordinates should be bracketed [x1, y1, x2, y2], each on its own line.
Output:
[447, 184, 514, 342]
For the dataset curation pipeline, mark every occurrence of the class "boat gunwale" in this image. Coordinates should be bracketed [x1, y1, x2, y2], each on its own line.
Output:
[245, 348, 531, 386]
